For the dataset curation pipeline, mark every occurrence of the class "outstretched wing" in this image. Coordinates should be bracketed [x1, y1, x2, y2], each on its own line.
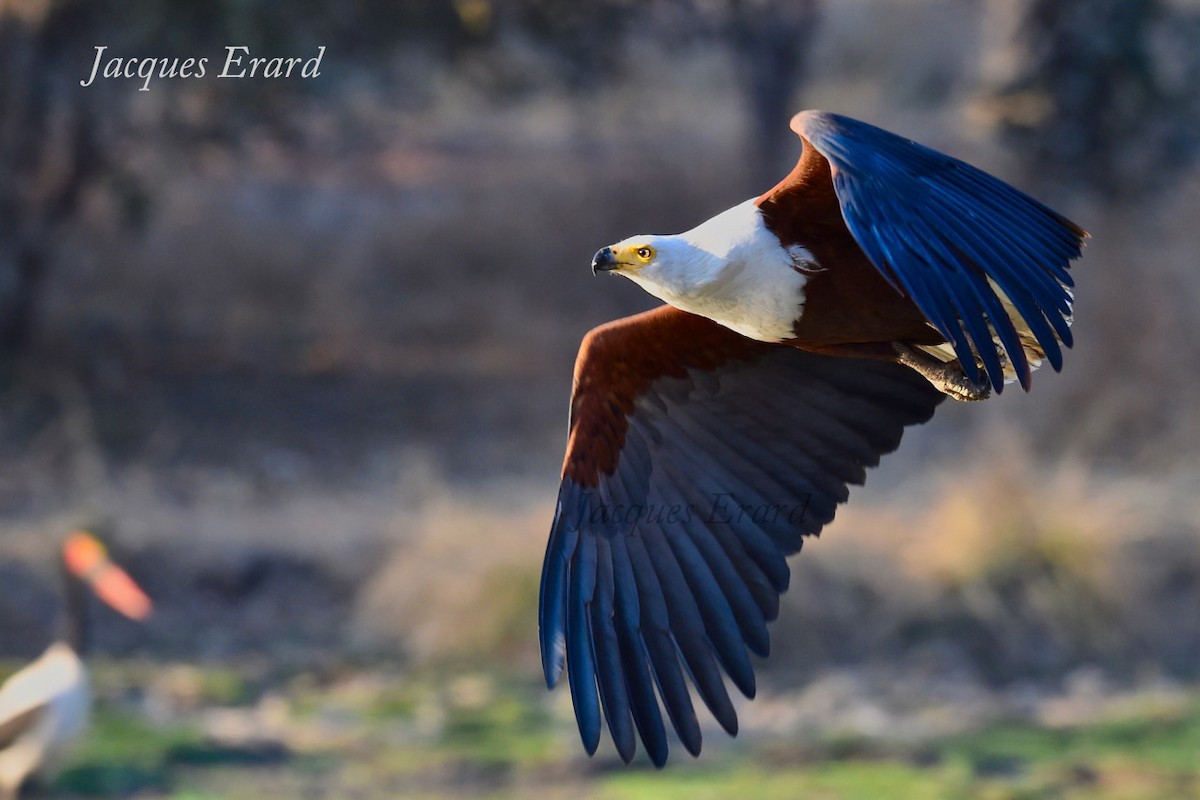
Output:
[761, 110, 1086, 392]
[539, 305, 944, 766]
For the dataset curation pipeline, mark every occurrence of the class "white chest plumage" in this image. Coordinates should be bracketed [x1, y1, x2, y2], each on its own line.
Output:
[622, 198, 812, 343]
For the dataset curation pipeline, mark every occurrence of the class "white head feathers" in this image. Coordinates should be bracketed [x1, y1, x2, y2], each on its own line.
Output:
[604, 199, 812, 343]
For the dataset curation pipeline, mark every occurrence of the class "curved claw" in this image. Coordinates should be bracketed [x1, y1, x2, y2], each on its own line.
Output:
[892, 343, 991, 402]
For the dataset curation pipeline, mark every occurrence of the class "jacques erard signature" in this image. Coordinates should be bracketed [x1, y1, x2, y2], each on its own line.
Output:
[80, 45, 326, 91]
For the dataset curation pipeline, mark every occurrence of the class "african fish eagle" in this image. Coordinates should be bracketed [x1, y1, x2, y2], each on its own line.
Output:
[538, 111, 1086, 766]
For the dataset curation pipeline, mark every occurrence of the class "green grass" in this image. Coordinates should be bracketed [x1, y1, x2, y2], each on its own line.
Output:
[55, 711, 202, 797]
[932, 709, 1200, 799]
[43, 665, 1200, 799]
[434, 672, 562, 769]
[600, 760, 957, 800]
[595, 715, 1200, 800]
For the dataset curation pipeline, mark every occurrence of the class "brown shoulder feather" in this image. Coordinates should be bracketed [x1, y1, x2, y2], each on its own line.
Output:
[754, 117, 937, 349]
[563, 306, 772, 486]
[755, 126, 844, 245]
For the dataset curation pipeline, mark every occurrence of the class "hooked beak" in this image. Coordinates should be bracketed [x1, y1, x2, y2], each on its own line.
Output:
[591, 247, 619, 276]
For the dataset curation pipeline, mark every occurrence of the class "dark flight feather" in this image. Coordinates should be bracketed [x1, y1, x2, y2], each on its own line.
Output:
[539, 306, 943, 764]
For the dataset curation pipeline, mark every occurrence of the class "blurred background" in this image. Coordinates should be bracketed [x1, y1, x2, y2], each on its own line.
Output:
[2, 0, 1200, 797]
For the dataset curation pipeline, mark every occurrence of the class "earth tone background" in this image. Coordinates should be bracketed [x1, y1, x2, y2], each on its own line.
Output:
[2, 1, 1199, 797]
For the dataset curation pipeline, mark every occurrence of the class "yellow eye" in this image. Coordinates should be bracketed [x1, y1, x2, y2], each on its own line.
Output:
[635, 246, 655, 262]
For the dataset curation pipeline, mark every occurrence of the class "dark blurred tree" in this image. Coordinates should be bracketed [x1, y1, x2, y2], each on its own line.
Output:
[0, 2, 120, 371]
[645, 0, 821, 188]
[981, 0, 1200, 199]
[462, 0, 819, 182]
[490, 0, 638, 91]
[722, 0, 821, 188]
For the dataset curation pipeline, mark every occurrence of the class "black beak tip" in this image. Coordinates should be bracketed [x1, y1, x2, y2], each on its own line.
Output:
[591, 247, 616, 276]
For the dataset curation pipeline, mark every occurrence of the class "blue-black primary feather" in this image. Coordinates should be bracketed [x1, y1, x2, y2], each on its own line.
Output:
[539, 342, 945, 765]
[793, 111, 1084, 392]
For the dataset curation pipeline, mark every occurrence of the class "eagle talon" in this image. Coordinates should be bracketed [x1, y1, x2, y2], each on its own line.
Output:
[892, 343, 991, 402]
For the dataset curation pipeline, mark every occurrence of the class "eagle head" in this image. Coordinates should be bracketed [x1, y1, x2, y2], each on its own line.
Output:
[587, 198, 811, 344]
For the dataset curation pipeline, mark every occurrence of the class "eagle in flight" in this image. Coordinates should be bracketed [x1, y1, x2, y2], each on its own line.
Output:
[538, 111, 1086, 766]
